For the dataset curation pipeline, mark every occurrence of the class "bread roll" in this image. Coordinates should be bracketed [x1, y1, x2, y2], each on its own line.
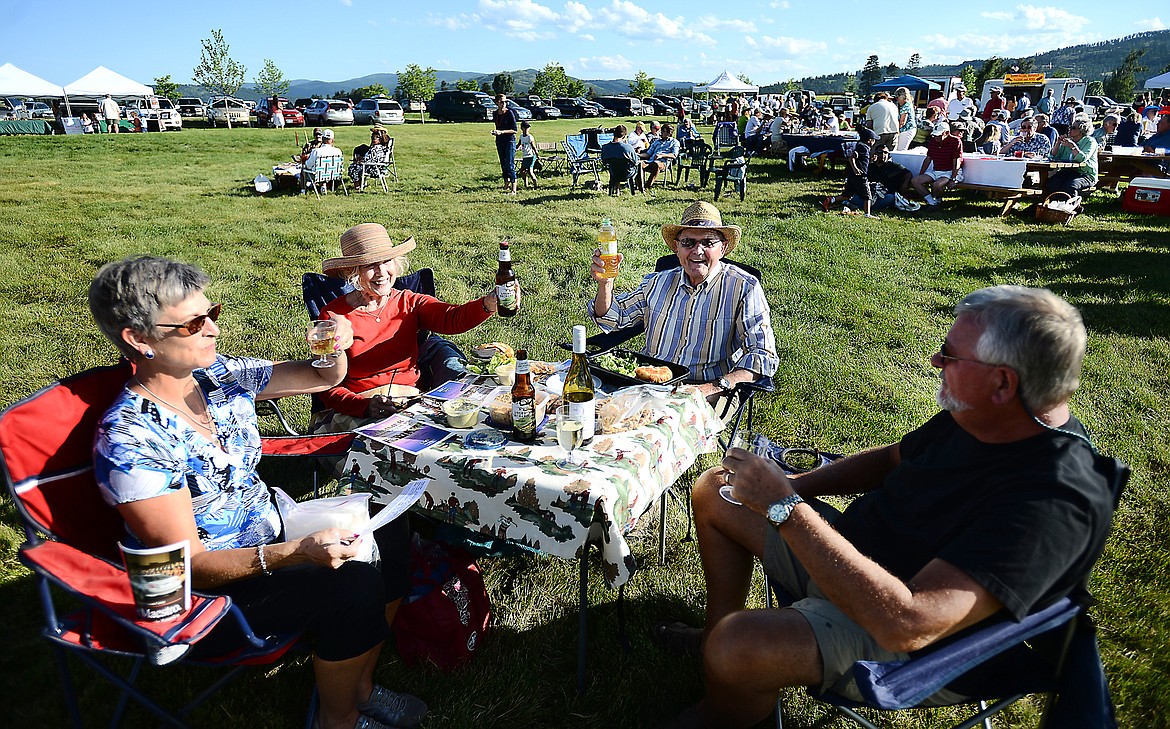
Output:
[634, 365, 672, 383]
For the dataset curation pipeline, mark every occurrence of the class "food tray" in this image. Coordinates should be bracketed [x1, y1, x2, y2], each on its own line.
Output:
[587, 348, 689, 388]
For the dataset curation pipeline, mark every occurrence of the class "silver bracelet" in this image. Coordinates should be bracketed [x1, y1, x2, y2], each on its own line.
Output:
[257, 544, 272, 576]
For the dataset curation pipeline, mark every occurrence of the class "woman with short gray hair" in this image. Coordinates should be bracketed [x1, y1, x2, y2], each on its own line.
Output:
[89, 256, 428, 729]
[1045, 115, 1099, 203]
[1092, 114, 1120, 147]
[894, 87, 916, 150]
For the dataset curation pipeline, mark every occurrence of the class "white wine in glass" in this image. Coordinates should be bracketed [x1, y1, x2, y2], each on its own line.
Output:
[555, 405, 584, 471]
[307, 321, 337, 368]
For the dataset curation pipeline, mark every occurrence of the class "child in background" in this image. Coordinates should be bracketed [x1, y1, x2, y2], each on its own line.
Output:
[517, 121, 539, 189]
[821, 127, 879, 218]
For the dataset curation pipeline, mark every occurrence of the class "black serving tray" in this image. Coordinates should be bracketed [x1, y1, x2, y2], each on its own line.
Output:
[587, 348, 689, 388]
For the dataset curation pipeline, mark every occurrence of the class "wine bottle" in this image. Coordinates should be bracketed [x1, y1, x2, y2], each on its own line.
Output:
[496, 241, 519, 317]
[511, 348, 537, 442]
[563, 325, 595, 444]
[597, 219, 619, 279]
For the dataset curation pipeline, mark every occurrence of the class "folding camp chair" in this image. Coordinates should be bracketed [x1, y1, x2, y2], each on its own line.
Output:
[768, 455, 1129, 729]
[673, 138, 713, 188]
[358, 138, 398, 191]
[712, 121, 739, 153]
[534, 141, 566, 174]
[0, 363, 327, 729]
[302, 153, 348, 199]
[564, 134, 601, 190]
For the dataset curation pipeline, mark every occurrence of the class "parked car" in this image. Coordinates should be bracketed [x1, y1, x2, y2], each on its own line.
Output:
[516, 97, 562, 119]
[242, 100, 257, 112]
[595, 96, 643, 116]
[21, 101, 54, 119]
[1083, 95, 1123, 119]
[123, 97, 182, 131]
[304, 99, 355, 126]
[586, 100, 616, 117]
[552, 97, 598, 118]
[177, 97, 205, 117]
[206, 97, 251, 127]
[256, 97, 305, 127]
[293, 98, 315, 111]
[353, 96, 405, 125]
[641, 97, 673, 115]
[427, 90, 496, 122]
[505, 100, 532, 121]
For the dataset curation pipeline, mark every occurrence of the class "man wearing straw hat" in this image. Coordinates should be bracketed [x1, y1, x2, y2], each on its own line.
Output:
[588, 201, 777, 422]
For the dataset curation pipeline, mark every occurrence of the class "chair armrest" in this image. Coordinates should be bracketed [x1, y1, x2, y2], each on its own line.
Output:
[261, 432, 355, 458]
[844, 598, 1080, 709]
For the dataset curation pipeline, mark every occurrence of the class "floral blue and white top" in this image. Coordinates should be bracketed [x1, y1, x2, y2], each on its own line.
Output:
[94, 355, 281, 552]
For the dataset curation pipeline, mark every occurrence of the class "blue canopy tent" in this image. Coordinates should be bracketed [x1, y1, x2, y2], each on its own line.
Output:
[870, 75, 941, 92]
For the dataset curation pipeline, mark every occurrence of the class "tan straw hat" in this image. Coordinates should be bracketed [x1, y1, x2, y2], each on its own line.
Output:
[660, 201, 741, 254]
[322, 223, 417, 275]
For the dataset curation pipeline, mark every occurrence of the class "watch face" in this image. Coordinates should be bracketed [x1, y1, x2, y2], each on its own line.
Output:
[767, 495, 802, 526]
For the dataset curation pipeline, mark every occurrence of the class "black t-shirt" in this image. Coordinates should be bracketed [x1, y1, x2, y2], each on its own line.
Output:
[843, 141, 870, 178]
[833, 411, 1114, 620]
[868, 159, 912, 191]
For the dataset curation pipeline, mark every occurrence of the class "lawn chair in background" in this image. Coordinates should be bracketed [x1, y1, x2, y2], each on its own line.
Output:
[302, 154, 348, 199]
[534, 141, 565, 174]
[713, 145, 750, 201]
[0, 363, 321, 729]
[565, 134, 601, 190]
[767, 455, 1129, 729]
[604, 156, 641, 196]
[712, 121, 739, 154]
[358, 138, 398, 192]
[674, 138, 713, 188]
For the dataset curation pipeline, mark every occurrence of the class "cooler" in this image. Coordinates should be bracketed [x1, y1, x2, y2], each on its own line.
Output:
[1123, 177, 1170, 216]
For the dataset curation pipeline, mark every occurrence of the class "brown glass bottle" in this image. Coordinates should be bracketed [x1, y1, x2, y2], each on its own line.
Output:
[496, 241, 519, 317]
[510, 349, 537, 442]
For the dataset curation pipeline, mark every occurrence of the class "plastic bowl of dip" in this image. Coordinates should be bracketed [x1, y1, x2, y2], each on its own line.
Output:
[443, 398, 480, 429]
[495, 364, 516, 386]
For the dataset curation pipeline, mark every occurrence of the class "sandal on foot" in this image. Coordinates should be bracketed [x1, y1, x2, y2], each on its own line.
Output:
[651, 620, 703, 657]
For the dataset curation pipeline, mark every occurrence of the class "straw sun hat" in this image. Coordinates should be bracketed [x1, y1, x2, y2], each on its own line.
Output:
[660, 201, 741, 255]
[322, 223, 416, 275]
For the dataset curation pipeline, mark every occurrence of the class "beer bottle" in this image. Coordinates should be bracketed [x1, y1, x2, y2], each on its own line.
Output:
[496, 241, 519, 317]
[597, 219, 619, 279]
[511, 348, 537, 442]
[562, 325, 595, 444]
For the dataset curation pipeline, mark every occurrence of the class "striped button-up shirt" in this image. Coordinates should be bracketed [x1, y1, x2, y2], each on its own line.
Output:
[589, 262, 778, 382]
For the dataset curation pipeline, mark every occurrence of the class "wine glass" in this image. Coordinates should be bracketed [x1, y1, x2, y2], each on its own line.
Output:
[555, 405, 585, 471]
[307, 320, 337, 369]
[720, 430, 767, 505]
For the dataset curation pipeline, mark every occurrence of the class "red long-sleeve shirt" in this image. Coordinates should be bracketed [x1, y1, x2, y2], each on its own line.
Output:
[320, 290, 491, 416]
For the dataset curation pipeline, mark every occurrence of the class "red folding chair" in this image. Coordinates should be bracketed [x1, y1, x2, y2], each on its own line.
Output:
[0, 362, 337, 728]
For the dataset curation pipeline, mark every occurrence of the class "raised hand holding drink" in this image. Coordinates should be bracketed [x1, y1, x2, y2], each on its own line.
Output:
[308, 320, 338, 368]
[597, 218, 619, 279]
[496, 241, 520, 317]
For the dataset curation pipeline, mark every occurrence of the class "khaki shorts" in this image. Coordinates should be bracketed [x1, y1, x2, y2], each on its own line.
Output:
[762, 511, 968, 705]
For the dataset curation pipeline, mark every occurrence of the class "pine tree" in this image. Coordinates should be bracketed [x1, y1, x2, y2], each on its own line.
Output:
[861, 55, 882, 92]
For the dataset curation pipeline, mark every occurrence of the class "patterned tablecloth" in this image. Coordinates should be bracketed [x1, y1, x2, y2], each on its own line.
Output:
[342, 387, 722, 587]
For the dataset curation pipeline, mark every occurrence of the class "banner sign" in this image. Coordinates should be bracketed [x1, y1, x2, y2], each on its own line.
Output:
[1004, 73, 1046, 85]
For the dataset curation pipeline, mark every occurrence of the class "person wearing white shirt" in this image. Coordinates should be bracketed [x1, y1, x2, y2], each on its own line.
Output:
[947, 87, 976, 121]
[303, 129, 343, 194]
[866, 92, 899, 149]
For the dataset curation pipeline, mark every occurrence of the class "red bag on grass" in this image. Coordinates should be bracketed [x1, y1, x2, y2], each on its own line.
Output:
[393, 537, 491, 671]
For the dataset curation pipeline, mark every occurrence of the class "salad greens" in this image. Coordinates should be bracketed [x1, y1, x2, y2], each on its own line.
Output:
[593, 352, 641, 377]
[464, 351, 515, 375]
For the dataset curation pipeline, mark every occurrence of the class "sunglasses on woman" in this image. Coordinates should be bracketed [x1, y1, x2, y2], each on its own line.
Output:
[157, 303, 223, 336]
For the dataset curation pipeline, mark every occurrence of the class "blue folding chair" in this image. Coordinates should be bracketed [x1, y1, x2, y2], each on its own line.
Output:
[564, 133, 601, 190]
[769, 455, 1129, 729]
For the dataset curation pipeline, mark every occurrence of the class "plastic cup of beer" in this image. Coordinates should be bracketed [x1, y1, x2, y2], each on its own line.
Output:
[307, 321, 337, 368]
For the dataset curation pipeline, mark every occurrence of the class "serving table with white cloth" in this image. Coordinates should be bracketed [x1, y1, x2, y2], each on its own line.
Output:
[890, 149, 1080, 215]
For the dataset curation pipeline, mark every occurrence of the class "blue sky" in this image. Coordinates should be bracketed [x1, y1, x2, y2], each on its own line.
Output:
[3, 1, 1165, 87]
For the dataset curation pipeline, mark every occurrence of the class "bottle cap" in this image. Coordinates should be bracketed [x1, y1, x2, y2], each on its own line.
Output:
[572, 325, 587, 352]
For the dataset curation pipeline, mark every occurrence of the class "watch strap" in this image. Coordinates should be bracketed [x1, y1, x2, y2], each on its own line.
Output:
[766, 493, 804, 528]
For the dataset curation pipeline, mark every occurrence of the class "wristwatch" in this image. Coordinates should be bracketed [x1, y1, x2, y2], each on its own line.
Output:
[716, 376, 733, 393]
[765, 494, 804, 528]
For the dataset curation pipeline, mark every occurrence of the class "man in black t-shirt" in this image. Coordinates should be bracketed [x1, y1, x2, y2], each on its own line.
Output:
[660, 285, 1115, 729]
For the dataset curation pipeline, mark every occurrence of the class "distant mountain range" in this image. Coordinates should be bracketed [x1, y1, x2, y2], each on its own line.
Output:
[174, 29, 1170, 101]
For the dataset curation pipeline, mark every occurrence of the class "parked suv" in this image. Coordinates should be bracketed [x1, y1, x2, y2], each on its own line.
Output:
[256, 97, 305, 127]
[516, 97, 561, 119]
[126, 97, 183, 131]
[177, 97, 205, 117]
[427, 90, 496, 122]
[304, 99, 355, 126]
[353, 96, 405, 125]
[206, 97, 251, 127]
[595, 96, 643, 116]
[552, 97, 598, 118]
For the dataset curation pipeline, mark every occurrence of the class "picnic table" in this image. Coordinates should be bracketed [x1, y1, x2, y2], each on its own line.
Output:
[890, 149, 1081, 216]
[1097, 146, 1170, 190]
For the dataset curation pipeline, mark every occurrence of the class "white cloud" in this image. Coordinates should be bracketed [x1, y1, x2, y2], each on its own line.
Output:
[1136, 17, 1166, 31]
[754, 35, 827, 57]
[595, 1, 714, 43]
[980, 5, 1087, 33]
[769, 1, 790, 8]
[570, 54, 634, 74]
[697, 15, 756, 33]
[562, 1, 593, 31]
[339, 0, 352, 6]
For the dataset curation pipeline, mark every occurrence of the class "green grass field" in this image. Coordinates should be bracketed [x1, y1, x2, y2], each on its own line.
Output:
[0, 118, 1167, 728]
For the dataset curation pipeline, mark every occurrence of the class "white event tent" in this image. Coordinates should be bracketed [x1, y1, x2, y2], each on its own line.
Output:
[1145, 70, 1170, 90]
[692, 70, 760, 96]
[64, 66, 153, 97]
[0, 63, 64, 97]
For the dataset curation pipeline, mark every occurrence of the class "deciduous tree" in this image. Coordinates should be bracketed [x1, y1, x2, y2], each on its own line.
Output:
[398, 64, 437, 122]
[152, 75, 179, 101]
[629, 71, 655, 98]
[960, 66, 978, 96]
[456, 78, 478, 91]
[254, 59, 290, 100]
[492, 73, 514, 95]
[1104, 49, 1146, 104]
[974, 57, 1005, 98]
[531, 63, 570, 102]
[566, 78, 586, 98]
[192, 29, 246, 127]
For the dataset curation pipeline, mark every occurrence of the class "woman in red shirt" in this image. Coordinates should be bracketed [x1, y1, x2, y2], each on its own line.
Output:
[314, 223, 498, 431]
